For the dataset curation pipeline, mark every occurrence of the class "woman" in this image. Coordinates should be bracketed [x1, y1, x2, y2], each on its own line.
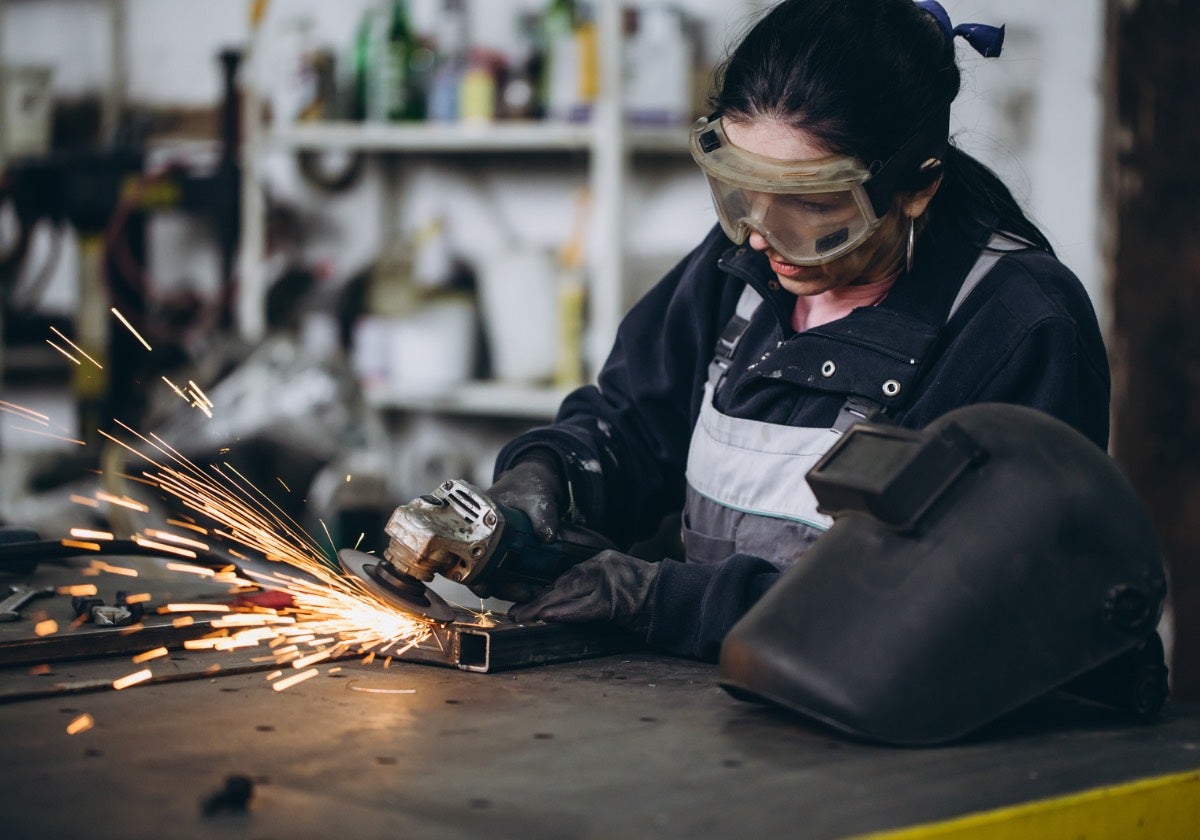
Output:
[483, 0, 1109, 660]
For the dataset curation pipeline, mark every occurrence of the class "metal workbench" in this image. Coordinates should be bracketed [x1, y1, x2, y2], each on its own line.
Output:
[2, 558, 1199, 839]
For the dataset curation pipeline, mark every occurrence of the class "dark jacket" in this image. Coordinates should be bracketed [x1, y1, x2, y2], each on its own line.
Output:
[495, 212, 1111, 661]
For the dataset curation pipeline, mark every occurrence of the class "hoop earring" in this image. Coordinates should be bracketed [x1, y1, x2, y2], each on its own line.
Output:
[906, 217, 915, 274]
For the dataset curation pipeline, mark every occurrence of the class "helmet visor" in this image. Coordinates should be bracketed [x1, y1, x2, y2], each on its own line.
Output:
[691, 116, 884, 265]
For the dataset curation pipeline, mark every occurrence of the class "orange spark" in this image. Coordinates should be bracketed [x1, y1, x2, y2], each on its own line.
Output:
[14, 427, 85, 446]
[69, 494, 100, 508]
[132, 647, 168, 664]
[66, 713, 95, 735]
[0, 400, 49, 425]
[171, 616, 195, 628]
[142, 529, 209, 551]
[112, 669, 152, 690]
[61, 539, 101, 552]
[110, 307, 152, 351]
[94, 491, 149, 512]
[132, 535, 196, 559]
[161, 603, 231, 613]
[50, 327, 103, 369]
[161, 376, 188, 401]
[165, 562, 214, 577]
[46, 339, 80, 365]
[166, 518, 208, 534]
[57, 584, 99, 596]
[70, 528, 114, 541]
[187, 380, 213, 408]
[34, 620, 58, 636]
[89, 560, 138, 577]
[272, 668, 319, 692]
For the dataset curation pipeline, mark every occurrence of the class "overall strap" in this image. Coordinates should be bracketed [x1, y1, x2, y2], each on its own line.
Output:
[707, 283, 762, 391]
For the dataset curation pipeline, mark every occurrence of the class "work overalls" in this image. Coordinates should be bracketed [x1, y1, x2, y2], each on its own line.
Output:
[682, 236, 1019, 569]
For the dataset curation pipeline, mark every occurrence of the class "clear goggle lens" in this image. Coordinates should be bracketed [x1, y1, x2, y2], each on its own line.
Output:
[704, 175, 881, 265]
[691, 116, 885, 266]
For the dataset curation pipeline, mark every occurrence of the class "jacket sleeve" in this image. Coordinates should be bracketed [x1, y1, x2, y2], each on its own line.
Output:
[645, 555, 780, 662]
[494, 227, 741, 547]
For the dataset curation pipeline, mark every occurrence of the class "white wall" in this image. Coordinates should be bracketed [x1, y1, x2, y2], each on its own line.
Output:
[942, 0, 1105, 327]
[2, 0, 1106, 325]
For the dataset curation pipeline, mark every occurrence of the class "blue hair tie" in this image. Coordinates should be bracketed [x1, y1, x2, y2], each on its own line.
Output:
[915, 0, 1005, 58]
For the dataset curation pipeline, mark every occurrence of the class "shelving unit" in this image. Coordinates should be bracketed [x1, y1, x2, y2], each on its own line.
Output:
[236, 2, 694, 421]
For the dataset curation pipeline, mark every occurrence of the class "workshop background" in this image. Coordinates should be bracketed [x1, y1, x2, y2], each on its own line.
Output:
[0, 0, 1197, 694]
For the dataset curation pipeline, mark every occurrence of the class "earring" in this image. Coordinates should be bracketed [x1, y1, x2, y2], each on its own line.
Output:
[906, 217, 915, 274]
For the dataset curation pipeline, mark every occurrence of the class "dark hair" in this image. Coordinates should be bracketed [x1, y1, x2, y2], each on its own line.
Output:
[710, 0, 1054, 253]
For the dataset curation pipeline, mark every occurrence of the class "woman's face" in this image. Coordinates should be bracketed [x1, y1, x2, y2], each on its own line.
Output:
[723, 119, 907, 296]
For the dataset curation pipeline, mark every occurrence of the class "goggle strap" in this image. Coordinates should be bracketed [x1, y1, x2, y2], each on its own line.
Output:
[862, 106, 951, 216]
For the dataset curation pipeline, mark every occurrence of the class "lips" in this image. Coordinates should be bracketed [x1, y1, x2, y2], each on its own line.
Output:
[768, 254, 808, 278]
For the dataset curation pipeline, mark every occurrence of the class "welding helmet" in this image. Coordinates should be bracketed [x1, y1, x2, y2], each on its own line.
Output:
[718, 403, 1168, 746]
[690, 113, 948, 265]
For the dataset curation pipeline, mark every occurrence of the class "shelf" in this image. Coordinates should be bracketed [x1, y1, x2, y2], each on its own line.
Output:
[363, 380, 574, 420]
[267, 120, 690, 154]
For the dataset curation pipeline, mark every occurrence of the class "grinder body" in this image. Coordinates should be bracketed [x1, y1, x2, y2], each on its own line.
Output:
[341, 479, 610, 621]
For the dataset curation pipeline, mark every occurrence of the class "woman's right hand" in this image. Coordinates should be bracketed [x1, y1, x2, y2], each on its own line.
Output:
[468, 451, 568, 602]
[484, 450, 567, 544]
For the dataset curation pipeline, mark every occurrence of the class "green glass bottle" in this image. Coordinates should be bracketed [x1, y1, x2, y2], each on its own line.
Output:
[367, 0, 419, 121]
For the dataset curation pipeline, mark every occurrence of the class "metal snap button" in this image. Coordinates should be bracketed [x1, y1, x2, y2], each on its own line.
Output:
[821, 360, 836, 378]
[882, 379, 902, 397]
[767, 280, 781, 291]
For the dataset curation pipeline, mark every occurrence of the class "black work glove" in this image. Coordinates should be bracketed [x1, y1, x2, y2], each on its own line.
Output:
[469, 450, 568, 602]
[508, 550, 661, 634]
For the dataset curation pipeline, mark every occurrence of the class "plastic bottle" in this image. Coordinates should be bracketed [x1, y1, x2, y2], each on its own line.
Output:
[427, 0, 468, 122]
[542, 0, 577, 121]
[625, 5, 692, 126]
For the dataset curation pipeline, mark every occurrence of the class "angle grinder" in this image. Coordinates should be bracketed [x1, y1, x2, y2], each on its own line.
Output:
[338, 478, 612, 623]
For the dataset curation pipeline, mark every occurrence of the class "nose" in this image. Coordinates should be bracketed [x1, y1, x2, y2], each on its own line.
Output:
[747, 229, 770, 252]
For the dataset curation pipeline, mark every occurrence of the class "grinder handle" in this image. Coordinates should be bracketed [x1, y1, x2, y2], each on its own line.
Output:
[478, 502, 614, 587]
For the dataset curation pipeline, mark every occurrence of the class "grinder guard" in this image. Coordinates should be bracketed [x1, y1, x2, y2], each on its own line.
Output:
[717, 403, 1168, 746]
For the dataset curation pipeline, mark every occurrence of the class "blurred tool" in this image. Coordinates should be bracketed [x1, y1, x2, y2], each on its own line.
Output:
[339, 478, 610, 623]
[0, 584, 54, 622]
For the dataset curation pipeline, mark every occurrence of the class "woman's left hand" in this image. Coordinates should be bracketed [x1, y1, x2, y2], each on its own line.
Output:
[508, 550, 661, 632]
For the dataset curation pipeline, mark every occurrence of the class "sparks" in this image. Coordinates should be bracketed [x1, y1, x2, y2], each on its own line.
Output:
[50, 327, 103, 369]
[89, 559, 138, 577]
[70, 529, 114, 541]
[95, 491, 150, 513]
[14, 427, 85, 446]
[110, 307, 152, 351]
[46, 339, 80, 365]
[272, 668, 319, 692]
[57, 584, 99, 596]
[0, 400, 49, 425]
[132, 535, 197, 559]
[132, 647, 169, 663]
[85, 423, 436, 692]
[66, 713, 95, 735]
[112, 669, 153, 690]
[34, 620, 58, 636]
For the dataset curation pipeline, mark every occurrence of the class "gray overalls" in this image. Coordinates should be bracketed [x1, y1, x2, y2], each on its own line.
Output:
[682, 236, 1018, 570]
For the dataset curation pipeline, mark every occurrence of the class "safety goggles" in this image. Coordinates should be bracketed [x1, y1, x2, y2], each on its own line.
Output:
[690, 115, 904, 266]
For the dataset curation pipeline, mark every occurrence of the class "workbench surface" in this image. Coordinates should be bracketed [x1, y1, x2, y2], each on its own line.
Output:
[2, 560, 1199, 839]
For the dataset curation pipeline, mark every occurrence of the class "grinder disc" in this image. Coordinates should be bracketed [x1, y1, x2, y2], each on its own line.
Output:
[337, 548, 457, 624]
